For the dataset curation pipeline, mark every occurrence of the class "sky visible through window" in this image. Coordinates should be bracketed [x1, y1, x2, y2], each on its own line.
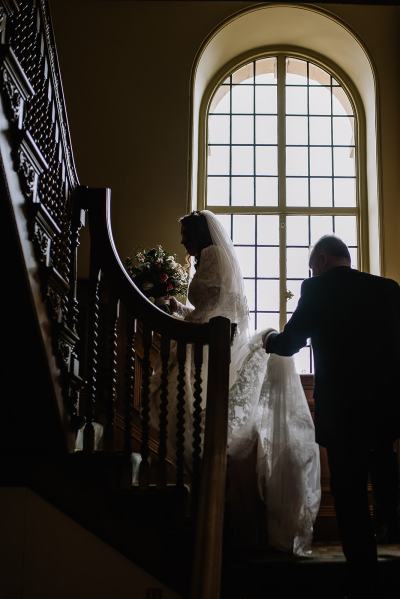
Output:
[206, 56, 358, 373]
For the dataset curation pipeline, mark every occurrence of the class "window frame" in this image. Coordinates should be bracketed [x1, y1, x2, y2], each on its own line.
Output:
[198, 46, 369, 338]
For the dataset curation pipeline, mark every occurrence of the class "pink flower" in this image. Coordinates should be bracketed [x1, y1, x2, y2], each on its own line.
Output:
[167, 282, 174, 291]
[160, 273, 168, 282]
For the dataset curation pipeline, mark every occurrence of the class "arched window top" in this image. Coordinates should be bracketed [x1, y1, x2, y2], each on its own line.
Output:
[208, 52, 356, 117]
[190, 4, 381, 275]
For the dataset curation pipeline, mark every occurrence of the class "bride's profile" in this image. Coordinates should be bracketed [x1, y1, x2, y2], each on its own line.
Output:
[150, 209, 321, 556]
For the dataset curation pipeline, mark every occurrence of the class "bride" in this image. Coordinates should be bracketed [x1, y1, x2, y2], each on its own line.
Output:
[152, 209, 321, 556]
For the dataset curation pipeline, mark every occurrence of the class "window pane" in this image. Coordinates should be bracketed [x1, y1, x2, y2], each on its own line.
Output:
[309, 116, 331, 145]
[232, 146, 253, 175]
[232, 85, 253, 113]
[334, 178, 356, 207]
[232, 115, 253, 144]
[256, 115, 277, 144]
[333, 147, 356, 176]
[208, 145, 230, 175]
[257, 215, 279, 245]
[294, 346, 312, 374]
[235, 246, 255, 277]
[255, 57, 277, 84]
[310, 178, 333, 207]
[286, 116, 308, 145]
[286, 178, 308, 206]
[210, 86, 230, 113]
[286, 147, 308, 176]
[286, 280, 303, 312]
[310, 215, 334, 244]
[257, 280, 280, 311]
[287, 215, 309, 246]
[232, 62, 254, 85]
[309, 63, 331, 86]
[255, 86, 277, 114]
[256, 177, 278, 206]
[232, 214, 255, 244]
[287, 248, 310, 278]
[208, 115, 230, 144]
[231, 177, 254, 205]
[257, 247, 280, 277]
[286, 87, 307, 114]
[257, 312, 280, 332]
[207, 176, 230, 206]
[256, 146, 277, 175]
[333, 116, 354, 146]
[334, 215, 357, 246]
[286, 58, 307, 84]
[309, 86, 331, 115]
[310, 147, 332, 176]
[215, 214, 231, 237]
[248, 312, 256, 333]
[332, 87, 353, 116]
[349, 247, 358, 269]
[244, 278, 255, 311]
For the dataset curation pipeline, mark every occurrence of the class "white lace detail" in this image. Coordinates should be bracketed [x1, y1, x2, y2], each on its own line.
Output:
[185, 245, 222, 322]
[228, 332, 321, 556]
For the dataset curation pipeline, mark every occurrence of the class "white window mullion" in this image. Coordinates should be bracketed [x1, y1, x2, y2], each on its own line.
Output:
[277, 54, 287, 332]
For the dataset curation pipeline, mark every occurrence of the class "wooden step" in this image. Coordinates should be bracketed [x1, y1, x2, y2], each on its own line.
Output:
[221, 543, 400, 598]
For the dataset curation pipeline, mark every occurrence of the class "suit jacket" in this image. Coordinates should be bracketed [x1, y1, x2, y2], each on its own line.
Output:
[265, 266, 400, 446]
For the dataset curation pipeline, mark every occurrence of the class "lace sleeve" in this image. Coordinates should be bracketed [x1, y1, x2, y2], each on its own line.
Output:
[186, 246, 222, 323]
[174, 300, 193, 319]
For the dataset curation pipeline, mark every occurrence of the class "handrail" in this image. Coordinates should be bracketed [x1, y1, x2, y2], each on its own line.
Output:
[78, 186, 212, 344]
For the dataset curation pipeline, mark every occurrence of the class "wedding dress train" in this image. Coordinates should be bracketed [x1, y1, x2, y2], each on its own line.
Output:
[227, 333, 320, 555]
[149, 211, 321, 556]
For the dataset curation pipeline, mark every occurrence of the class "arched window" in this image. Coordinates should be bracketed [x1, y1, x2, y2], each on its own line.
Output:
[203, 53, 361, 373]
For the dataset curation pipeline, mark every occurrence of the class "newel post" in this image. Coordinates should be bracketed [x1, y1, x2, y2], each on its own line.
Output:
[191, 316, 231, 599]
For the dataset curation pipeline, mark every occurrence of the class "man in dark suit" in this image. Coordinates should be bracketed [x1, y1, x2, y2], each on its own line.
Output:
[264, 235, 400, 596]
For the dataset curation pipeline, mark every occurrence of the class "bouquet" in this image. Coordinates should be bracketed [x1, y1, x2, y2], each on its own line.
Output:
[125, 245, 188, 313]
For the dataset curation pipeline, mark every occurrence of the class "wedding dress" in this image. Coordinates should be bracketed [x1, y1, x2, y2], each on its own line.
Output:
[149, 210, 321, 556]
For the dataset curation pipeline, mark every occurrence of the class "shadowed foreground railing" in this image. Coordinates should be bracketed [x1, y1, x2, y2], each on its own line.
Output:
[76, 186, 232, 598]
[0, 0, 232, 594]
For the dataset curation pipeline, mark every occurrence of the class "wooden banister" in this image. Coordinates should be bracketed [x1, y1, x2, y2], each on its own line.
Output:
[78, 185, 232, 596]
[1, 3, 233, 595]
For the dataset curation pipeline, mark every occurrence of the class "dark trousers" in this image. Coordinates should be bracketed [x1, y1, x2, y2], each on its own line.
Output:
[326, 441, 399, 593]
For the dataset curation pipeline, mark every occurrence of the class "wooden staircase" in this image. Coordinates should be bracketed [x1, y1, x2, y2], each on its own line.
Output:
[0, 2, 230, 597]
[1, 3, 399, 599]
[1, 451, 193, 595]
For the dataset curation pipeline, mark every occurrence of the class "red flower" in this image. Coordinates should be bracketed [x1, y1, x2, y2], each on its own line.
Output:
[167, 282, 174, 291]
[160, 273, 168, 282]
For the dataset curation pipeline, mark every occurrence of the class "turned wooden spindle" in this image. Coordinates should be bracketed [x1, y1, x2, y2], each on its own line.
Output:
[139, 324, 152, 487]
[124, 313, 136, 455]
[102, 294, 120, 452]
[176, 341, 187, 487]
[192, 342, 204, 503]
[83, 270, 101, 452]
[157, 334, 171, 487]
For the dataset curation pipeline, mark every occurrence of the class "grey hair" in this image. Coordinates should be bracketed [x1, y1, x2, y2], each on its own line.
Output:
[310, 235, 351, 262]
